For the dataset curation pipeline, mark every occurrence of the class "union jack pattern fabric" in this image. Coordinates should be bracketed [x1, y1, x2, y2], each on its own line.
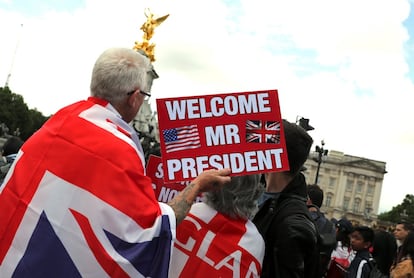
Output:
[245, 120, 280, 144]
[0, 97, 176, 278]
[163, 125, 201, 153]
[170, 203, 265, 277]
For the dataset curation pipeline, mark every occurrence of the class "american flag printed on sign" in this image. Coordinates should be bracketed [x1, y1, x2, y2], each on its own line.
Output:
[245, 120, 281, 144]
[0, 98, 176, 278]
[163, 125, 201, 153]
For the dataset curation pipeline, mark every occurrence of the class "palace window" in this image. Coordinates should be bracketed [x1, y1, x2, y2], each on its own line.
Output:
[367, 185, 375, 195]
[325, 193, 333, 207]
[343, 198, 350, 210]
[346, 178, 354, 191]
[329, 177, 336, 188]
[353, 198, 361, 213]
[357, 181, 364, 193]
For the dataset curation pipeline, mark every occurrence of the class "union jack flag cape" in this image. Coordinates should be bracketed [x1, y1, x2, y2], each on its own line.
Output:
[170, 203, 264, 278]
[0, 97, 176, 277]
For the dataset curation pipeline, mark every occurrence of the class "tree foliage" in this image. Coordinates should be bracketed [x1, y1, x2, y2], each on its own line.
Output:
[0, 87, 49, 141]
[378, 194, 414, 224]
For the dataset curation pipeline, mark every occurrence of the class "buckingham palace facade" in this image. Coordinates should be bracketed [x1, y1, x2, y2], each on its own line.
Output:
[302, 150, 387, 226]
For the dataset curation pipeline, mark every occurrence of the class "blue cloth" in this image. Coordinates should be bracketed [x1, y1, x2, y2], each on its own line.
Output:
[258, 191, 281, 208]
[5, 153, 17, 163]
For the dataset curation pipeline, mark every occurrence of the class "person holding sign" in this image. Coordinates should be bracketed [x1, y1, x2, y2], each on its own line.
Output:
[253, 119, 320, 278]
[0, 47, 231, 277]
[170, 174, 265, 277]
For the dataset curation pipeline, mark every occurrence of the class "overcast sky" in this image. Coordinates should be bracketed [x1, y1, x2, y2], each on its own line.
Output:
[1, 0, 413, 213]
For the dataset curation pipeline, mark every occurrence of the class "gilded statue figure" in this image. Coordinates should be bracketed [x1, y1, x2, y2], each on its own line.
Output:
[133, 8, 169, 62]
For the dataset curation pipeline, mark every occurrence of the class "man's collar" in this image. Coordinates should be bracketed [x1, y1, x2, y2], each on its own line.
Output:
[87, 97, 123, 119]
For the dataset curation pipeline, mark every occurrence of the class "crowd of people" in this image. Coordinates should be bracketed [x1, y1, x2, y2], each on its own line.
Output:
[0, 47, 413, 278]
[0, 135, 23, 183]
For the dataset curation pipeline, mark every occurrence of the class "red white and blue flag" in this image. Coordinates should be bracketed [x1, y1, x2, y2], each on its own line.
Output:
[0, 97, 176, 278]
[170, 203, 265, 277]
[245, 120, 280, 144]
[162, 125, 201, 153]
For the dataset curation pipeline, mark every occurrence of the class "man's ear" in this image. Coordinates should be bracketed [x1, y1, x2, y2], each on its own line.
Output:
[127, 91, 137, 107]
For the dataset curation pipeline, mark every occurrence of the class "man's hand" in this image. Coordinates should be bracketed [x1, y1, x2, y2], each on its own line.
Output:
[191, 168, 232, 193]
[168, 168, 231, 224]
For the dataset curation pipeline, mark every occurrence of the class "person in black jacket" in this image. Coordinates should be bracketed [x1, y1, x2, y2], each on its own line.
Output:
[253, 119, 319, 278]
[0, 136, 24, 183]
[346, 226, 375, 278]
[307, 184, 337, 277]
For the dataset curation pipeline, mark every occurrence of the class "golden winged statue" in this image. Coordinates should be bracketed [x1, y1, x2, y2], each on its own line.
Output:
[133, 8, 169, 62]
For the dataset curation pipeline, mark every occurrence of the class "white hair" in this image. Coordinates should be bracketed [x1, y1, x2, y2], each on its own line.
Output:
[203, 174, 264, 220]
[90, 48, 153, 105]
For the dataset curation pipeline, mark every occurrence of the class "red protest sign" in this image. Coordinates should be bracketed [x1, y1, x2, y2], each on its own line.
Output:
[156, 89, 289, 183]
[146, 155, 203, 203]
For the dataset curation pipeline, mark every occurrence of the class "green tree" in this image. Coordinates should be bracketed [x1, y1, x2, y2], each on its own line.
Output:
[0, 86, 49, 140]
[28, 108, 49, 136]
[378, 194, 414, 223]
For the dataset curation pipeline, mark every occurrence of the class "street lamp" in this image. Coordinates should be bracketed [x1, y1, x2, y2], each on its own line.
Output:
[313, 140, 328, 185]
[296, 116, 314, 131]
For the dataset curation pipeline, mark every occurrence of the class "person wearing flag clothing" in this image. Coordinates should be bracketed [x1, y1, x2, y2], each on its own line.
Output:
[170, 174, 265, 277]
[0, 47, 231, 277]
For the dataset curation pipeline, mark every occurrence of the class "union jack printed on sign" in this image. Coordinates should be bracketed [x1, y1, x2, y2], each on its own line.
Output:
[245, 120, 280, 144]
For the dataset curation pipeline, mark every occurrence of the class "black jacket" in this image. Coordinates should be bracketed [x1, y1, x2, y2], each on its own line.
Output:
[253, 173, 320, 278]
[346, 249, 372, 278]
